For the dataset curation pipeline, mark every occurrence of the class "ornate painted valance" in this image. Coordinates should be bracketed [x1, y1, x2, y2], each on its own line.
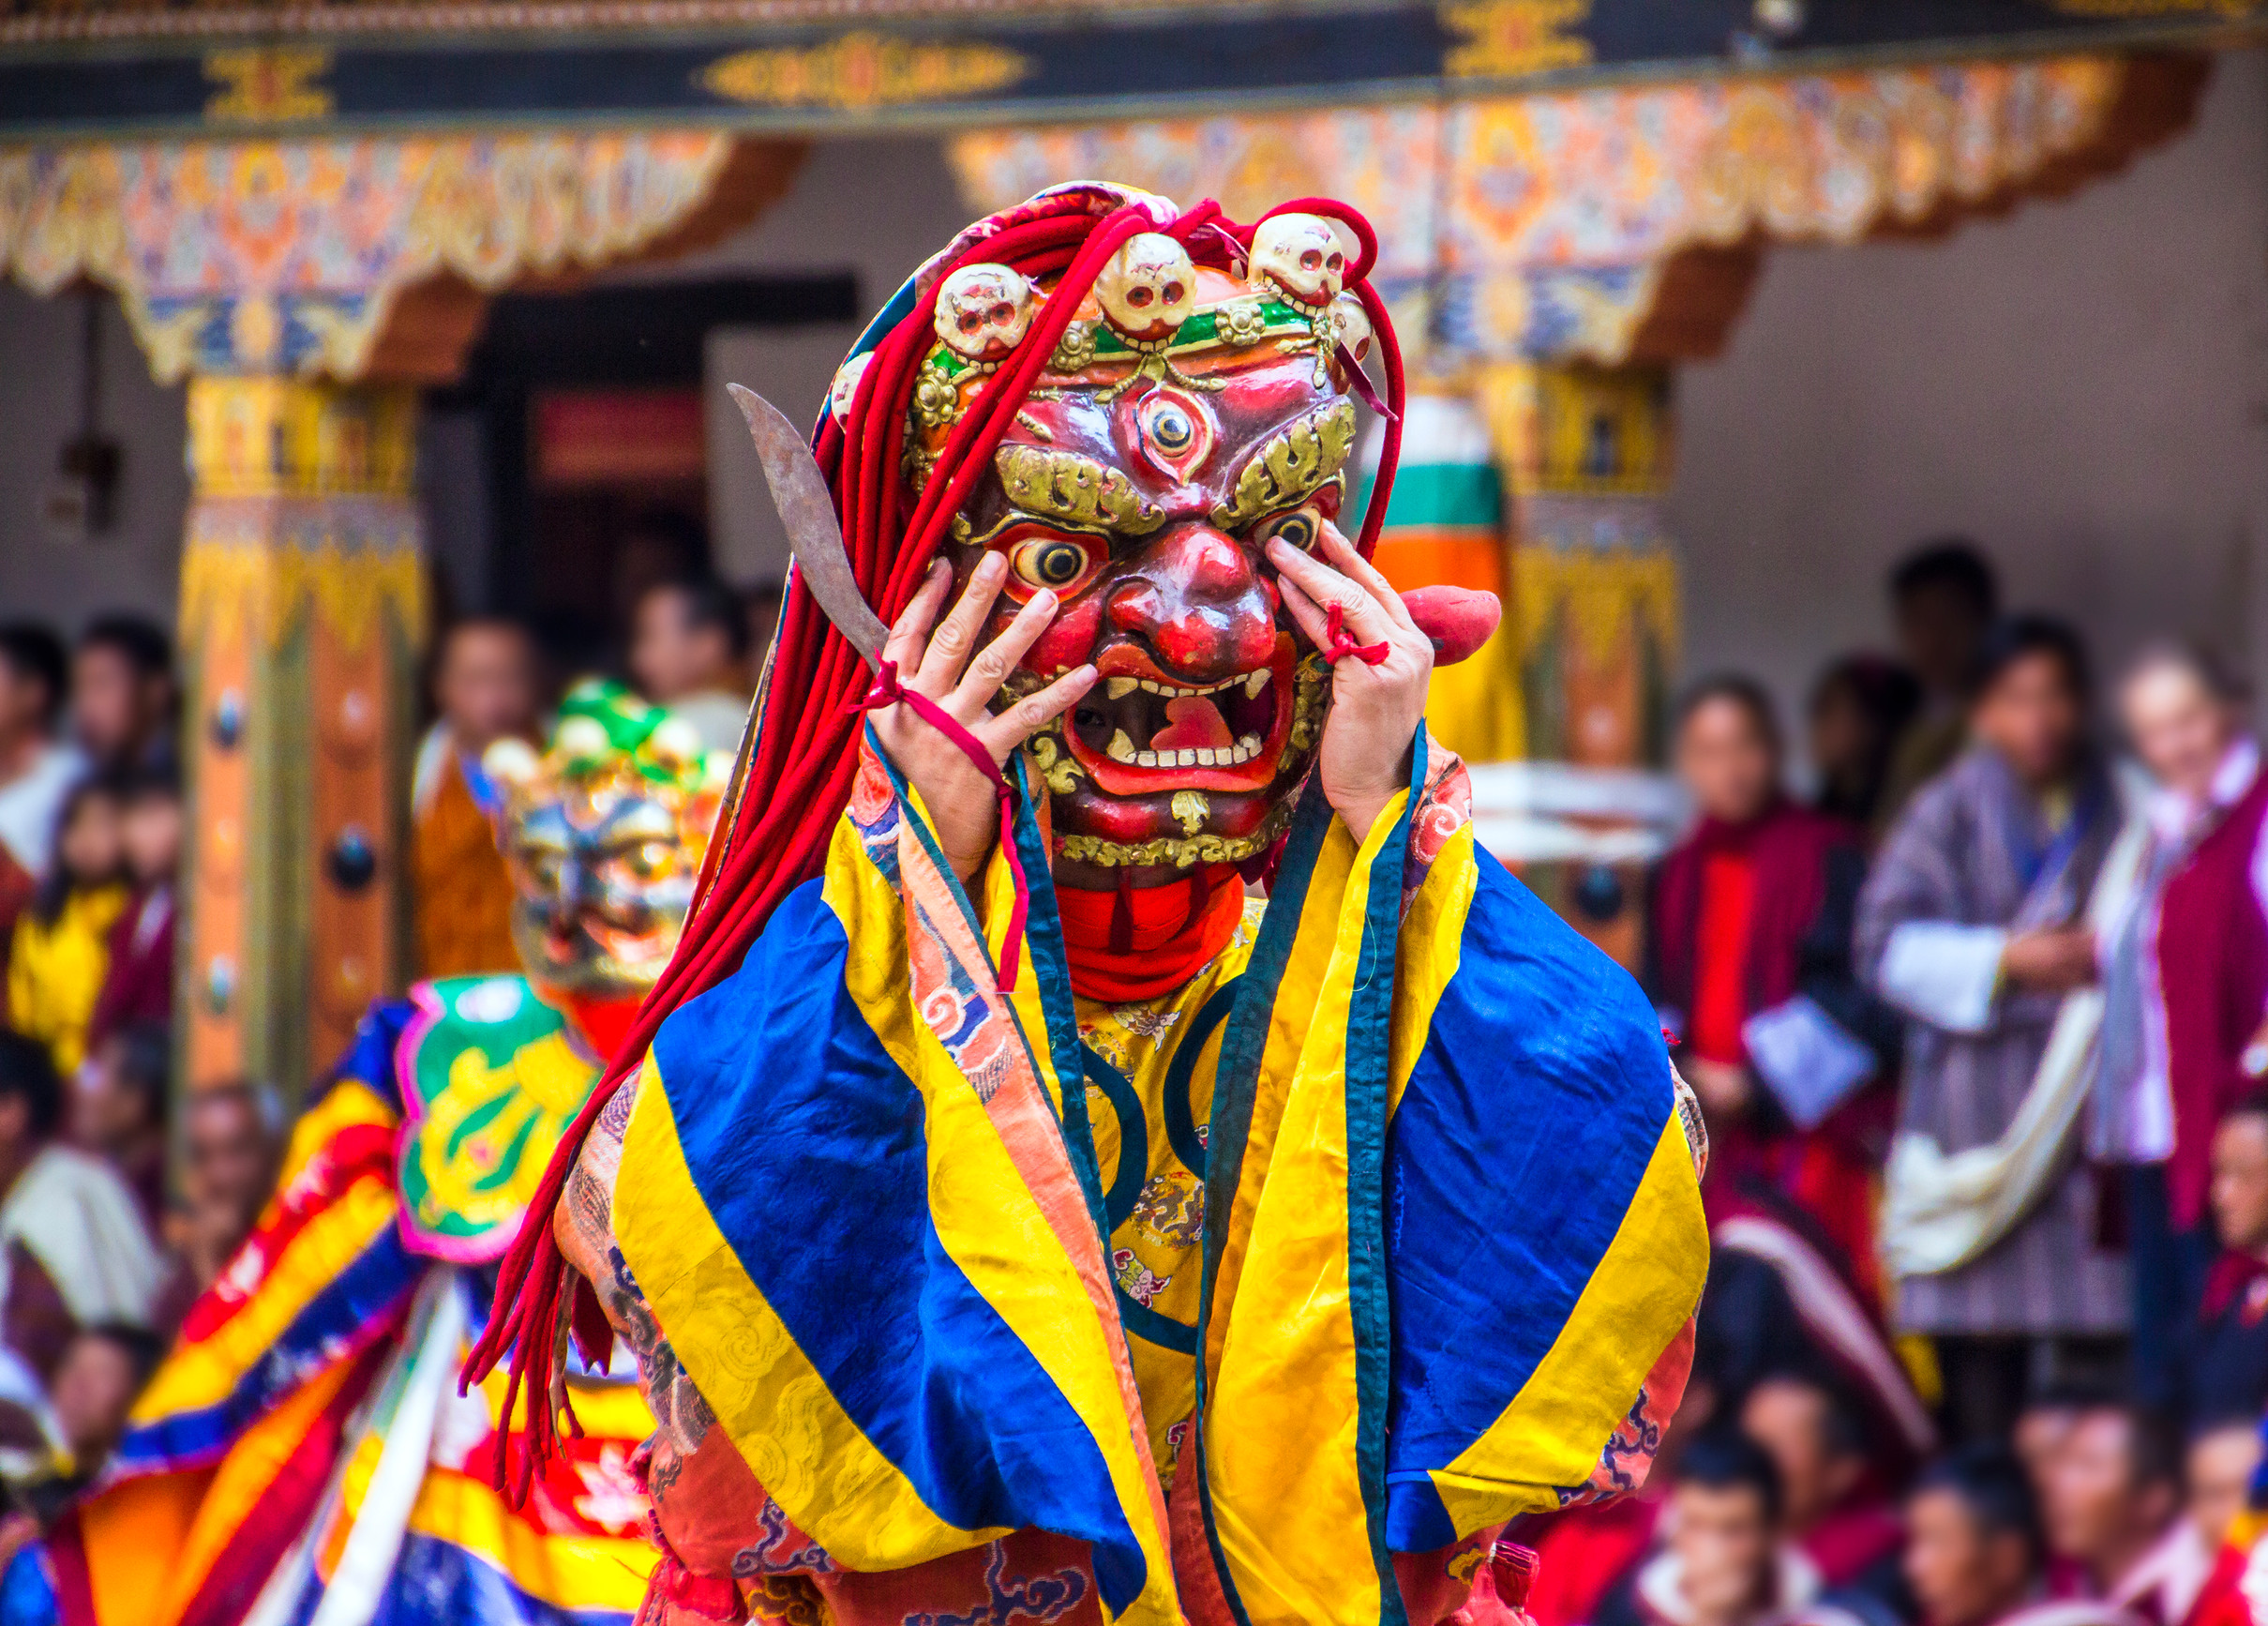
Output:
[0, 1, 2253, 142]
[951, 52, 2203, 363]
[0, 132, 803, 380]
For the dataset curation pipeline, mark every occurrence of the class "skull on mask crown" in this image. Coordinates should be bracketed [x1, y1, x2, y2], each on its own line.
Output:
[1093, 233, 1198, 347]
[1249, 213, 1347, 308]
[933, 263, 1038, 366]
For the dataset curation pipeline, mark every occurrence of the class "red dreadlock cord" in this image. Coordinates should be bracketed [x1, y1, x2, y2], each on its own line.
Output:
[1354, 278, 1405, 555]
[465, 196, 1403, 1500]
[844, 660, 1034, 990]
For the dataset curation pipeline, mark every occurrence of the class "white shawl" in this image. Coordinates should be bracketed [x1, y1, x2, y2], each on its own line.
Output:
[1878, 773, 2152, 1279]
[0, 1145, 165, 1330]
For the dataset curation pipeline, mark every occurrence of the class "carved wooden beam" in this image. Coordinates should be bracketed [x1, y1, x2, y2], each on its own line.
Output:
[0, 129, 806, 1097]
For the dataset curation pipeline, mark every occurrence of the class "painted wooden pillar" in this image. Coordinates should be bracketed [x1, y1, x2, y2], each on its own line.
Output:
[1488, 361, 1679, 768]
[179, 376, 425, 1097]
[1365, 388, 1521, 764]
[0, 133, 800, 1102]
[1482, 359, 1680, 965]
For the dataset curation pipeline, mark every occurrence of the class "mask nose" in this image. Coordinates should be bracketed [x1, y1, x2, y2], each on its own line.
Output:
[1107, 522, 1277, 677]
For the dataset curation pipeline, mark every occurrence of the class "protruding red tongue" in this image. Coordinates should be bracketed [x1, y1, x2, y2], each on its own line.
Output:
[1153, 695, 1234, 751]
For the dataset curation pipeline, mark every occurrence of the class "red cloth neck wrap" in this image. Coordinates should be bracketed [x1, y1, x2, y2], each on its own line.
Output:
[553, 991, 643, 1062]
[1055, 866, 1244, 1004]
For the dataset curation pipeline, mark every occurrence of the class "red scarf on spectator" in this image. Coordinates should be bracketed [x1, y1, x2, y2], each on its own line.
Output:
[1653, 798, 1852, 1034]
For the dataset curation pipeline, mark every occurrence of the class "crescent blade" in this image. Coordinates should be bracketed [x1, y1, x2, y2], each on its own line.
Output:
[726, 383, 891, 670]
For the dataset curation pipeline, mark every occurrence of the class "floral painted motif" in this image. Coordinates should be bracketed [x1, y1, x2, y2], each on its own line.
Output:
[951, 55, 2133, 362]
[734, 1498, 835, 1579]
[0, 132, 745, 380]
[1112, 1247, 1172, 1308]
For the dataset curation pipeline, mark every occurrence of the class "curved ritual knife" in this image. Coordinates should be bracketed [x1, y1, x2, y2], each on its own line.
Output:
[727, 383, 891, 670]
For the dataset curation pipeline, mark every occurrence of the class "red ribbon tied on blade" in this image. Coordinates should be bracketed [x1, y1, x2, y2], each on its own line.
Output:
[1323, 602, 1390, 667]
[848, 660, 1030, 991]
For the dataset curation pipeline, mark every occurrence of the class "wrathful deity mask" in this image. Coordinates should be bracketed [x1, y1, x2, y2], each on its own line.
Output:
[483, 680, 729, 997]
[873, 214, 1378, 874]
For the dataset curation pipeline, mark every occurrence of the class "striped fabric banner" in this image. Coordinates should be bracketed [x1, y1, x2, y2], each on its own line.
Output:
[1355, 398, 1522, 761]
[284, 1272, 655, 1626]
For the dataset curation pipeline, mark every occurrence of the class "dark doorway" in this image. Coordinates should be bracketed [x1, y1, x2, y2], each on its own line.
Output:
[428, 273, 858, 674]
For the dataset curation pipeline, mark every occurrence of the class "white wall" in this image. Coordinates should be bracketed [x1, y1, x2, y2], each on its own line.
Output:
[0, 285, 188, 634]
[679, 137, 979, 589]
[1669, 49, 2268, 745]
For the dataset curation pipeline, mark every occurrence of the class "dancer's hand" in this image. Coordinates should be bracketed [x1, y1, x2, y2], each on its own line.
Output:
[871, 554, 1097, 881]
[1267, 522, 1434, 843]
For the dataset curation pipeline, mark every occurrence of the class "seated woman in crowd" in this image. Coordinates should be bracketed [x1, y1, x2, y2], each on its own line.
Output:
[1742, 1370, 1908, 1602]
[1647, 675, 1901, 1287]
[1905, 1448, 2052, 1626]
[1594, 1432, 1820, 1626]
[2189, 1094, 2268, 1423]
[2038, 1402, 2200, 1626]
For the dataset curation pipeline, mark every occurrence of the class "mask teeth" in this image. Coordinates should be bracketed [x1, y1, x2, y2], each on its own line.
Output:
[1122, 734, 1267, 771]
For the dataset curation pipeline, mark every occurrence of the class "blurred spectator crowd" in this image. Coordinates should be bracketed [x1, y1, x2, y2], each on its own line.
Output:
[1533, 540, 2268, 1626]
[0, 563, 776, 1597]
[0, 610, 278, 1598]
[8, 537, 2268, 1626]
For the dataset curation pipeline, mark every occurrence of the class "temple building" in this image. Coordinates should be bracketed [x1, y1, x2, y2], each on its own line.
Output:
[1, 1, 2262, 1095]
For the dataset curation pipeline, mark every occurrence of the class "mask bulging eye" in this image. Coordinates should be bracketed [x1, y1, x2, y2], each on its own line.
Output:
[1010, 535, 1093, 590]
[1259, 509, 1319, 551]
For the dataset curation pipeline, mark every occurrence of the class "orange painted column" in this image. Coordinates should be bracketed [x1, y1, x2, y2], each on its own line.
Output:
[178, 377, 425, 1096]
[1483, 360, 1681, 967]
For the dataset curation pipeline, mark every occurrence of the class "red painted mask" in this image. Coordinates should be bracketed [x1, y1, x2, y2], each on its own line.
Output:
[876, 222, 1373, 878]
